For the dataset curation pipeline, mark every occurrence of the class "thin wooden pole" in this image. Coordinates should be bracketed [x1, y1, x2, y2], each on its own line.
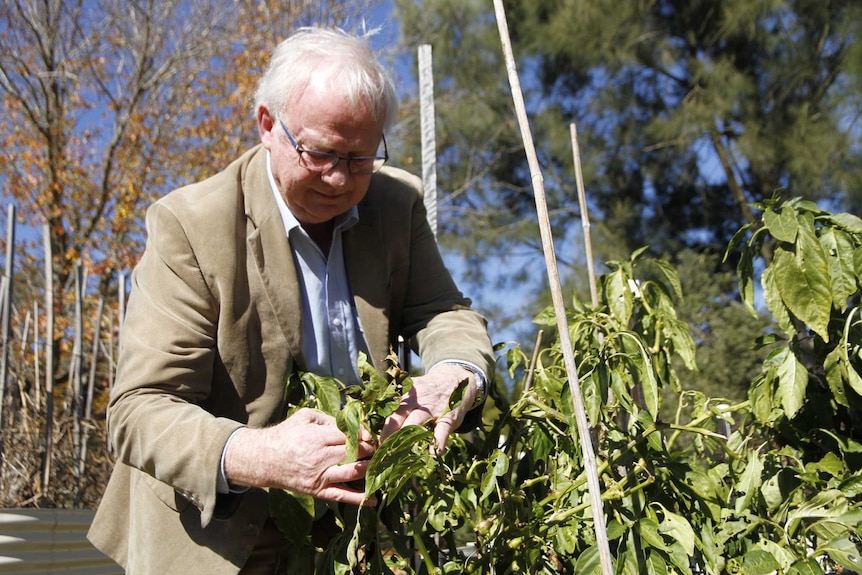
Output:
[491, 3, 613, 574]
[570, 123, 599, 308]
[76, 296, 104, 506]
[71, 262, 84, 502]
[32, 301, 40, 410]
[418, 44, 438, 238]
[40, 221, 55, 497]
[0, 205, 15, 455]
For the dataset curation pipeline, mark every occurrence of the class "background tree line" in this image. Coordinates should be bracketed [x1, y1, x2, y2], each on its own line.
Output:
[0, 0, 859, 507]
[392, 0, 862, 404]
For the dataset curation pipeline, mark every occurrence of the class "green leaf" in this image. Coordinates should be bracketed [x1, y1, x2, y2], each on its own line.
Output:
[269, 488, 315, 541]
[637, 517, 667, 551]
[663, 315, 697, 370]
[647, 550, 670, 575]
[770, 223, 833, 341]
[648, 257, 684, 299]
[336, 400, 364, 463]
[740, 549, 780, 575]
[825, 346, 852, 407]
[805, 452, 845, 478]
[606, 268, 633, 325]
[480, 449, 509, 500]
[300, 372, 343, 416]
[819, 228, 858, 311]
[786, 489, 847, 538]
[738, 240, 758, 315]
[786, 557, 825, 575]
[653, 503, 696, 556]
[827, 212, 862, 234]
[761, 265, 796, 336]
[775, 347, 808, 419]
[365, 425, 434, 500]
[820, 536, 862, 572]
[735, 451, 764, 516]
[764, 206, 798, 243]
[573, 544, 601, 575]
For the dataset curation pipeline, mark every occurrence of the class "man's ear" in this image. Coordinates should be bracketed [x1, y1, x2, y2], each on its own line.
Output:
[257, 106, 276, 148]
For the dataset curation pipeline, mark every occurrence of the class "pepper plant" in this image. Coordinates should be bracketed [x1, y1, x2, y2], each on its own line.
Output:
[272, 198, 862, 575]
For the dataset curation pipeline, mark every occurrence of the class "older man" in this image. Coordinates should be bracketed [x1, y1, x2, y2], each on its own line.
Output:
[88, 26, 494, 574]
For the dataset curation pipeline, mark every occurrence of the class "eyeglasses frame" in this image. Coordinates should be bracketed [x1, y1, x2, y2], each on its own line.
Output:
[279, 120, 388, 175]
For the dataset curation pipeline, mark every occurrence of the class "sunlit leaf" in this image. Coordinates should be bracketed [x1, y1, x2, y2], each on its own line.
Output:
[653, 503, 696, 556]
[740, 548, 780, 575]
[337, 400, 364, 463]
[771, 223, 833, 341]
[735, 452, 764, 516]
[827, 212, 862, 234]
[820, 535, 862, 572]
[365, 425, 434, 499]
[775, 347, 808, 419]
[819, 228, 857, 311]
[764, 206, 798, 243]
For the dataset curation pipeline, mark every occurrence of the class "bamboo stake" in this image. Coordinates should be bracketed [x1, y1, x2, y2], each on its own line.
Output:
[76, 296, 104, 507]
[32, 301, 39, 410]
[491, 3, 613, 574]
[71, 262, 84, 502]
[0, 204, 15, 457]
[418, 44, 439, 238]
[40, 221, 55, 498]
[570, 124, 599, 308]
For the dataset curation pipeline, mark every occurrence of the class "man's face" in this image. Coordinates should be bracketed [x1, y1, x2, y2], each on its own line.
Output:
[259, 78, 386, 227]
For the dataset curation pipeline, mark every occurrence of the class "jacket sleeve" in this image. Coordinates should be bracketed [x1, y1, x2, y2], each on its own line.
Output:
[387, 170, 496, 391]
[107, 201, 243, 527]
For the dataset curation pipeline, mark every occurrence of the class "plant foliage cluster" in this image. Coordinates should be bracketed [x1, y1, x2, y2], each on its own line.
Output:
[274, 199, 862, 574]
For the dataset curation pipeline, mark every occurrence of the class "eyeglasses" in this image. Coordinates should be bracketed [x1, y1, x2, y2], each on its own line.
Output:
[279, 120, 388, 175]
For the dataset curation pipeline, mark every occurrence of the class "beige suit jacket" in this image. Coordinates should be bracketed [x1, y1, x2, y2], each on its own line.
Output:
[87, 145, 494, 574]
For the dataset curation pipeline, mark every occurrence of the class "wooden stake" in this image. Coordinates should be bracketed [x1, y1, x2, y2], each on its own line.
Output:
[418, 44, 439, 238]
[570, 123, 599, 308]
[492, 3, 613, 574]
[40, 221, 55, 498]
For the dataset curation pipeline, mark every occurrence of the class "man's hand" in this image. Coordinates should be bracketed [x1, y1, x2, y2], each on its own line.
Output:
[381, 364, 478, 452]
[223, 408, 377, 506]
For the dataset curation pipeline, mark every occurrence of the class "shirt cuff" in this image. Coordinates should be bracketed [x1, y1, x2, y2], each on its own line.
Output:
[217, 427, 250, 495]
[429, 359, 488, 410]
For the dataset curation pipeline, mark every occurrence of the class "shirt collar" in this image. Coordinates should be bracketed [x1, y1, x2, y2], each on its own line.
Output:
[266, 149, 359, 238]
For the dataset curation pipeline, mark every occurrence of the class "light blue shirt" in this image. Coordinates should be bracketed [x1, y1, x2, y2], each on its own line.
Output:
[265, 151, 369, 386]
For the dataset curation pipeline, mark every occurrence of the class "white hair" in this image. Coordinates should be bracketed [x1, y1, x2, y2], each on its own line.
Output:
[254, 27, 399, 129]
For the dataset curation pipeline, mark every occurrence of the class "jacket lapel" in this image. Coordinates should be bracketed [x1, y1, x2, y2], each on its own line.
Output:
[344, 204, 390, 368]
[243, 148, 305, 367]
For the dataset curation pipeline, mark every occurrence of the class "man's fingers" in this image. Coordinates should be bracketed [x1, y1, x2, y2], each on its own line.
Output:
[325, 459, 370, 483]
[317, 460, 377, 506]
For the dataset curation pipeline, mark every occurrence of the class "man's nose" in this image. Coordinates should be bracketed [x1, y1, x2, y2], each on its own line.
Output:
[320, 159, 352, 187]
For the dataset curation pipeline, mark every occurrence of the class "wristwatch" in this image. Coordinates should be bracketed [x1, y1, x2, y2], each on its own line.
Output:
[432, 360, 488, 410]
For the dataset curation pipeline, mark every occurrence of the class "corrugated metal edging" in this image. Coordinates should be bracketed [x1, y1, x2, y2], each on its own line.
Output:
[0, 509, 121, 574]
